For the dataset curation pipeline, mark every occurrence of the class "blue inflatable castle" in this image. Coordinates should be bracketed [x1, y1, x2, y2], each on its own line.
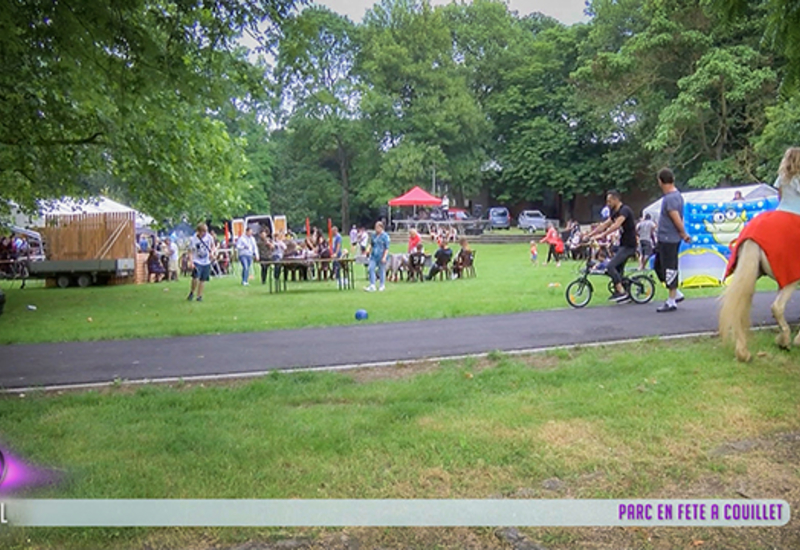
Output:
[643, 184, 779, 287]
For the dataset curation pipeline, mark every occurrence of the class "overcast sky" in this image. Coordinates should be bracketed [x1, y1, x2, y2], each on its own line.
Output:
[311, 0, 591, 25]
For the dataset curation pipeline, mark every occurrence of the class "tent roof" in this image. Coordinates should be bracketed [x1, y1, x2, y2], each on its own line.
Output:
[642, 183, 778, 219]
[38, 196, 156, 226]
[388, 186, 441, 206]
[40, 196, 136, 215]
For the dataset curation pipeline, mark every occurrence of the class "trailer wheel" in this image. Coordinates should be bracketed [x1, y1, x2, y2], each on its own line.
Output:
[77, 274, 92, 288]
[57, 275, 72, 289]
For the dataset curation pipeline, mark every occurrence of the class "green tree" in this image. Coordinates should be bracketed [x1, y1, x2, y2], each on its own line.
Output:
[0, 0, 297, 220]
[709, 0, 800, 90]
[274, 6, 362, 228]
[753, 94, 800, 179]
[647, 46, 776, 187]
[357, 0, 489, 205]
[268, 128, 341, 226]
[576, 0, 774, 189]
[443, 2, 612, 215]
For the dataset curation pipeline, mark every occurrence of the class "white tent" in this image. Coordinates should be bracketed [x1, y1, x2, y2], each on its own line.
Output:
[8, 197, 154, 228]
[39, 196, 136, 215]
[642, 183, 778, 220]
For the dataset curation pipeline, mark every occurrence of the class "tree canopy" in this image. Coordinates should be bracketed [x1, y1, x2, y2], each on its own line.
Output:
[6, 0, 800, 225]
[1, 0, 297, 221]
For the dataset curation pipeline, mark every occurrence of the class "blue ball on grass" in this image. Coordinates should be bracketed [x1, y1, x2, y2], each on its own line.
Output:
[355, 309, 368, 321]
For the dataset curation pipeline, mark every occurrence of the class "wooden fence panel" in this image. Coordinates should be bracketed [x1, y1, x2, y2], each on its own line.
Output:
[42, 212, 136, 261]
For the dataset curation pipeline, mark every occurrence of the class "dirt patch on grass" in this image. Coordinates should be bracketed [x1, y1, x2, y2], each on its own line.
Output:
[536, 419, 627, 467]
[344, 361, 447, 384]
[178, 428, 799, 550]
[345, 352, 563, 385]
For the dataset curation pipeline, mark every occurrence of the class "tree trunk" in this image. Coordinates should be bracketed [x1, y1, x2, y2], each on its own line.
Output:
[337, 138, 350, 230]
[716, 78, 727, 162]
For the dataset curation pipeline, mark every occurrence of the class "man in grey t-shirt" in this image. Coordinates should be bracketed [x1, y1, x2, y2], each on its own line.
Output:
[654, 168, 691, 312]
[636, 213, 656, 270]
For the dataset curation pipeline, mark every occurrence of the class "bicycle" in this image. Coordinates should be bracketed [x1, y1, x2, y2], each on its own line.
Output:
[565, 253, 656, 308]
[0, 257, 30, 287]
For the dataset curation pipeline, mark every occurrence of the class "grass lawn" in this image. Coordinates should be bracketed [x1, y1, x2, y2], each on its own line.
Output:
[0, 243, 778, 345]
[0, 333, 798, 549]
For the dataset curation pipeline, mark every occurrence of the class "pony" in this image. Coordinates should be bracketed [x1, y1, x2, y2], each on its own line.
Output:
[386, 253, 409, 282]
[718, 212, 800, 362]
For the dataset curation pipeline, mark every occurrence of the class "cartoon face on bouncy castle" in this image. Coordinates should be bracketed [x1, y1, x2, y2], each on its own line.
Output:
[702, 208, 747, 245]
[679, 196, 779, 287]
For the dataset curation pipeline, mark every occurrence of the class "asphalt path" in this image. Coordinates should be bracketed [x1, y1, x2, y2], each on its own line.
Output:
[1, 293, 798, 390]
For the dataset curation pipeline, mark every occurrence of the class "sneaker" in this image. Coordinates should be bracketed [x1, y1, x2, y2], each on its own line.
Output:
[364, 285, 376, 292]
[608, 292, 627, 302]
[656, 303, 677, 313]
[611, 292, 630, 303]
[196, 296, 203, 302]
[675, 290, 685, 303]
[187, 292, 194, 301]
[378, 286, 385, 292]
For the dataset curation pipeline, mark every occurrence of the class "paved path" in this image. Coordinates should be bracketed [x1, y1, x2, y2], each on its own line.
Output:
[1, 293, 798, 390]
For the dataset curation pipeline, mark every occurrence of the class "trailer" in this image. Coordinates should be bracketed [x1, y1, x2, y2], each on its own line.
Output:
[35, 208, 138, 287]
[28, 258, 136, 288]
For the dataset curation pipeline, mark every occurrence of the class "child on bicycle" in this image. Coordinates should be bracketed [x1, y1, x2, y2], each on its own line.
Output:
[589, 248, 609, 274]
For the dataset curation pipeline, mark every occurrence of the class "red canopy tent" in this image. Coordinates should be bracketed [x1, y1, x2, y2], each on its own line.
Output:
[388, 186, 441, 206]
[387, 186, 442, 231]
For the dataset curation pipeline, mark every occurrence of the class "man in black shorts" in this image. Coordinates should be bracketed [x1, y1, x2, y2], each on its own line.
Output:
[586, 190, 637, 303]
[654, 168, 691, 312]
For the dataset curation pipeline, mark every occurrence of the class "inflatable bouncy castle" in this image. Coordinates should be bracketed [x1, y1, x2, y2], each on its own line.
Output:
[680, 196, 779, 287]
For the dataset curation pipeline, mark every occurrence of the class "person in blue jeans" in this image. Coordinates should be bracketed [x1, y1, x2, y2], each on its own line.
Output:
[236, 227, 259, 286]
[365, 221, 390, 292]
[331, 225, 343, 283]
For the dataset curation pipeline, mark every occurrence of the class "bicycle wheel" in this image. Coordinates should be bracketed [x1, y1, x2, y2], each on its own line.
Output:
[628, 274, 655, 304]
[566, 278, 593, 308]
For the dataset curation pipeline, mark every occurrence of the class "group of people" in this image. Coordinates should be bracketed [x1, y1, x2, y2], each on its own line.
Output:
[251, 226, 344, 285]
[581, 169, 689, 312]
[353, 222, 475, 292]
[0, 232, 31, 277]
[180, 222, 350, 301]
[140, 236, 180, 283]
[527, 169, 689, 312]
[179, 155, 800, 306]
[406, 227, 473, 282]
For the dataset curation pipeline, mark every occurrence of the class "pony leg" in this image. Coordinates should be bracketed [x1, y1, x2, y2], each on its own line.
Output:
[785, 281, 800, 347]
[772, 284, 795, 349]
[719, 240, 763, 362]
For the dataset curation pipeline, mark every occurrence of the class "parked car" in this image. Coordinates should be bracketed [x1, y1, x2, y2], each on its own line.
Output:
[487, 206, 511, 230]
[448, 208, 471, 221]
[517, 210, 548, 232]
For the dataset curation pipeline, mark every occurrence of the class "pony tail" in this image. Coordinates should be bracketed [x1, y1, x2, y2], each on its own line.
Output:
[719, 240, 761, 361]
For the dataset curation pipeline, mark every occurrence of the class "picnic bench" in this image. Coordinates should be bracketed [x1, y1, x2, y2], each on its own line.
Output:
[258, 258, 355, 293]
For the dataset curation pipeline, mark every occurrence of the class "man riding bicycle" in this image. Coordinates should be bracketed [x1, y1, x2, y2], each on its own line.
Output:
[585, 190, 637, 303]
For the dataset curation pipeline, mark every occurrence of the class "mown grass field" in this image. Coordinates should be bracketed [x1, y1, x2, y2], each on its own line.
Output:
[0, 243, 777, 345]
[0, 332, 798, 549]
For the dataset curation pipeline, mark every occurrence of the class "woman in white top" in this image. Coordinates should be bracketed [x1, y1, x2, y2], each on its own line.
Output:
[775, 147, 800, 217]
[236, 228, 259, 286]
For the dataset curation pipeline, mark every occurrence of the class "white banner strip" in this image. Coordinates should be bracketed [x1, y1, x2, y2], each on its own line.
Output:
[0, 499, 790, 527]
